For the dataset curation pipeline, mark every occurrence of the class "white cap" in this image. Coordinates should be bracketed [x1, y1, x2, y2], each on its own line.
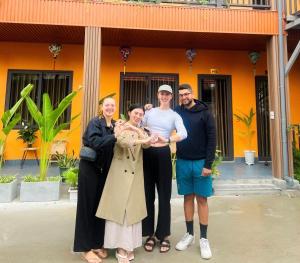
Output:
[158, 84, 173, 94]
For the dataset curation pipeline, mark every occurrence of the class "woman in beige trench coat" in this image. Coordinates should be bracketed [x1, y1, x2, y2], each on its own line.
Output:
[96, 104, 158, 263]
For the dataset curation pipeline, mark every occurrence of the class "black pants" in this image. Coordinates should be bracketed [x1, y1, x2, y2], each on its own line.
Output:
[73, 160, 107, 252]
[142, 146, 172, 240]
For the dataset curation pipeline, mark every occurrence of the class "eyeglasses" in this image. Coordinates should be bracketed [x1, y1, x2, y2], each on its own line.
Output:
[179, 92, 191, 97]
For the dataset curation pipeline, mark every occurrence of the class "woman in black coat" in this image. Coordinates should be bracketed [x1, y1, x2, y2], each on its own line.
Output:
[74, 97, 117, 263]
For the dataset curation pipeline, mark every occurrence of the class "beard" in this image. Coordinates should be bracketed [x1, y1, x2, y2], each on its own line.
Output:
[183, 99, 193, 108]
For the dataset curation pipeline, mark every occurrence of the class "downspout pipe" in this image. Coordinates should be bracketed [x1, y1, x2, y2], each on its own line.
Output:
[277, 0, 294, 187]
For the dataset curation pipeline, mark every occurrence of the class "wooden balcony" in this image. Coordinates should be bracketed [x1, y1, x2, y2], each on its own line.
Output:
[286, 0, 300, 30]
[63, 0, 273, 9]
[0, 0, 278, 35]
[286, 0, 300, 16]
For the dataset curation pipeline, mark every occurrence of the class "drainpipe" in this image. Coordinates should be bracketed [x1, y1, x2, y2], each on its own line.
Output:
[277, 0, 294, 187]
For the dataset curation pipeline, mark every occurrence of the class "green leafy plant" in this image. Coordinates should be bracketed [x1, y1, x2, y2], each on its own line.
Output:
[211, 150, 223, 178]
[17, 120, 38, 145]
[23, 175, 40, 182]
[234, 108, 256, 150]
[55, 150, 77, 169]
[23, 175, 61, 182]
[197, 0, 209, 4]
[0, 175, 16, 184]
[47, 176, 62, 182]
[62, 167, 79, 189]
[21, 87, 80, 181]
[290, 124, 300, 181]
[171, 153, 177, 179]
[0, 84, 34, 166]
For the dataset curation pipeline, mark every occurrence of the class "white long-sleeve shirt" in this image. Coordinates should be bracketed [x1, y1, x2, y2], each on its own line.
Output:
[143, 107, 187, 140]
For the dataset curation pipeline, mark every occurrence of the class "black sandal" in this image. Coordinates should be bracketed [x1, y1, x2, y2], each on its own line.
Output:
[144, 237, 156, 252]
[159, 239, 171, 253]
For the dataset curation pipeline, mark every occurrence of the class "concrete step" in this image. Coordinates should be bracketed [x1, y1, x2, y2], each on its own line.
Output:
[213, 179, 282, 196]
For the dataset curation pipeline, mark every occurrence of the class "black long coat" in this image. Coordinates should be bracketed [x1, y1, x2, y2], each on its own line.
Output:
[73, 117, 116, 252]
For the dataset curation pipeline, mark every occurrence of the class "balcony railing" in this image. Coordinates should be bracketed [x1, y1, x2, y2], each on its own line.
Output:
[51, 0, 272, 10]
[286, 0, 300, 16]
[137, 0, 272, 9]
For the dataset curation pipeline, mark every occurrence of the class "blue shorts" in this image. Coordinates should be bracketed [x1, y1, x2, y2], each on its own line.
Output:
[176, 158, 213, 197]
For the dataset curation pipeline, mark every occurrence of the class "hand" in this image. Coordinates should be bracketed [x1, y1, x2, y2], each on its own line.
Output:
[144, 104, 153, 111]
[202, 168, 212, 177]
[115, 119, 125, 127]
[143, 136, 154, 145]
[149, 134, 158, 144]
[156, 135, 168, 144]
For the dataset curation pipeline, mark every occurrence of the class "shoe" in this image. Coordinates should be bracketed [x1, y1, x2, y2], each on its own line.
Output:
[116, 251, 129, 263]
[127, 251, 134, 261]
[81, 251, 102, 263]
[199, 238, 212, 259]
[175, 233, 195, 251]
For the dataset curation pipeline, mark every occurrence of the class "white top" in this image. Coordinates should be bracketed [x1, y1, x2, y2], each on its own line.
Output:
[143, 107, 187, 140]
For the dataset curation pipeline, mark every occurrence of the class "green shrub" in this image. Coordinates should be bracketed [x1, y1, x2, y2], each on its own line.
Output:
[293, 146, 300, 181]
[23, 175, 61, 182]
[0, 175, 16, 184]
[62, 168, 78, 189]
[23, 175, 40, 182]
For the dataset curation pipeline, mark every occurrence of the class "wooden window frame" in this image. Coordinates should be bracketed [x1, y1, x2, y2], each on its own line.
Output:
[5, 69, 73, 129]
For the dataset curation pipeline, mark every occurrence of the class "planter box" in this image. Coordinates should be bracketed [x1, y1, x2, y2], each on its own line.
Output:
[20, 181, 60, 202]
[0, 179, 18, 202]
[68, 188, 78, 201]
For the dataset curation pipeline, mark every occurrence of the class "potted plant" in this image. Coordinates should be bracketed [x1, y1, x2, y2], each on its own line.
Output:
[19, 85, 80, 202]
[20, 175, 61, 202]
[0, 175, 17, 202]
[55, 150, 77, 176]
[234, 108, 256, 165]
[62, 167, 78, 201]
[17, 120, 38, 147]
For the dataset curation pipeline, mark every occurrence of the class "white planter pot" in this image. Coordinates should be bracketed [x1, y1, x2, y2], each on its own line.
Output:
[68, 188, 78, 201]
[20, 181, 60, 202]
[0, 179, 18, 202]
[244, 150, 256, 165]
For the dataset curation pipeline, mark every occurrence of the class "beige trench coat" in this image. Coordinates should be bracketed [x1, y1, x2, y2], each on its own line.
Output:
[96, 128, 149, 226]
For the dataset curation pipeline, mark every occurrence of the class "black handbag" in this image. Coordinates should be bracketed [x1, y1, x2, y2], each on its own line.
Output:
[79, 146, 97, 162]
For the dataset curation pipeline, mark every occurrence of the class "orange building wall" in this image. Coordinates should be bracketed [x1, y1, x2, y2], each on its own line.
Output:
[102, 47, 268, 158]
[0, 42, 84, 160]
[0, 42, 271, 159]
[289, 56, 300, 124]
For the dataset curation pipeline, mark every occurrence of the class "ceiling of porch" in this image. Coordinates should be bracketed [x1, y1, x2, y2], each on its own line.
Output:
[0, 23, 280, 51]
[0, 23, 272, 51]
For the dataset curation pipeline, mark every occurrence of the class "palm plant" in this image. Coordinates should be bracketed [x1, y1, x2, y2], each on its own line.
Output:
[0, 84, 34, 166]
[233, 108, 256, 150]
[21, 87, 80, 181]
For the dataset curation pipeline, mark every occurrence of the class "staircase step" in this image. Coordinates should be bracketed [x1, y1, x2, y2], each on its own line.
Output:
[213, 179, 282, 196]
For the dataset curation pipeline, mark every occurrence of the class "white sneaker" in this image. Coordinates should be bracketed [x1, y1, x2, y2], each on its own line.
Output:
[175, 233, 195, 251]
[200, 238, 212, 259]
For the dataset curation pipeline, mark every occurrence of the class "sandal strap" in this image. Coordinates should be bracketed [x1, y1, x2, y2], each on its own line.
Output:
[145, 236, 156, 245]
[160, 240, 170, 246]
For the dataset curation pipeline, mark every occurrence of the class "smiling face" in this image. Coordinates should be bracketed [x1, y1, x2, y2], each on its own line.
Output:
[102, 97, 116, 118]
[179, 88, 194, 107]
[157, 91, 173, 107]
[128, 108, 144, 126]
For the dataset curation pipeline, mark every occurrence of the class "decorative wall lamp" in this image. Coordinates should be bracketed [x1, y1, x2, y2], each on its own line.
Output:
[185, 48, 197, 72]
[120, 46, 131, 75]
[248, 51, 260, 75]
[48, 43, 62, 70]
